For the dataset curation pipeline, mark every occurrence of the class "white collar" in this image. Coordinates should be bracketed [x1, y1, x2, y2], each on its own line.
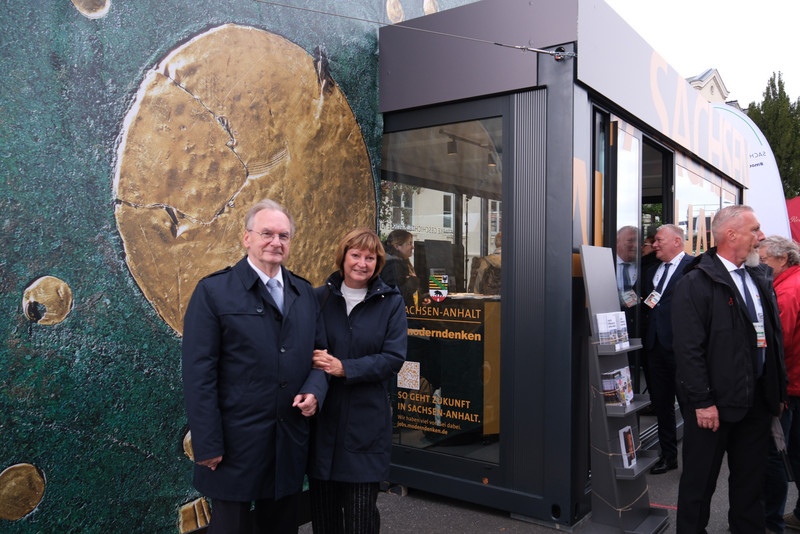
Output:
[663, 251, 686, 266]
[247, 257, 284, 288]
[716, 254, 741, 273]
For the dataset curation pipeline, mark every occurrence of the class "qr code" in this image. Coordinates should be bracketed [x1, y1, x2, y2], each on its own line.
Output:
[397, 361, 420, 390]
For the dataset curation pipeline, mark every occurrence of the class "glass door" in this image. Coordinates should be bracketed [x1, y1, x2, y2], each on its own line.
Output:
[381, 116, 503, 464]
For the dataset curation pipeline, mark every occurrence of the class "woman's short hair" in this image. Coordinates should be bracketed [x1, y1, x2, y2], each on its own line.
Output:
[335, 228, 386, 281]
[761, 235, 800, 267]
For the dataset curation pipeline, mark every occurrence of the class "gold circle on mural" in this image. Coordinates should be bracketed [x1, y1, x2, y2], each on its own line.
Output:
[386, 0, 404, 23]
[423, 0, 439, 15]
[178, 497, 210, 533]
[182, 431, 194, 462]
[21, 276, 73, 325]
[0, 463, 46, 521]
[113, 24, 375, 335]
[70, 0, 110, 19]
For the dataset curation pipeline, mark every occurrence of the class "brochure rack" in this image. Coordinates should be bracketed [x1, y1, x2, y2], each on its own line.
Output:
[580, 245, 668, 534]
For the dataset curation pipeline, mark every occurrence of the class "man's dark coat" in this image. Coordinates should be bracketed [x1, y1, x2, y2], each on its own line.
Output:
[182, 257, 328, 501]
[641, 253, 694, 352]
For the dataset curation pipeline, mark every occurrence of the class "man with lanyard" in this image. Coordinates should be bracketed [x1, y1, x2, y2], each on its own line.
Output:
[672, 205, 786, 533]
[641, 224, 693, 474]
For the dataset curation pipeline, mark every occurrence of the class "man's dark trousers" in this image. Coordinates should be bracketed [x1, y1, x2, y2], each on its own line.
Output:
[207, 494, 300, 534]
[647, 342, 678, 461]
[677, 384, 771, 533]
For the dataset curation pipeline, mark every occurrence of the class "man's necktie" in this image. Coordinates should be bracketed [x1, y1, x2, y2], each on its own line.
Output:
[654, 262, 671, 294]
[735, 269, 757, 321]
[622, 263, 632, 291]
[735, 268, 764, 376]
[266, 278, 283, 313]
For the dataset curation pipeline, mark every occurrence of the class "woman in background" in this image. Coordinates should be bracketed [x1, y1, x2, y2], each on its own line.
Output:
[308, 228, 407, 534]
[382, 229, 419, 306]
[760, 235, 800, 533]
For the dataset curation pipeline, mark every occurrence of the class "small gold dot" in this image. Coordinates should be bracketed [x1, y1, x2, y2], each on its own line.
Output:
[22, 276, 73, 325]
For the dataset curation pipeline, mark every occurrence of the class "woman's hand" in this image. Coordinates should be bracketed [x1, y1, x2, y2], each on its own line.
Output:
[313, 349, 346, 377]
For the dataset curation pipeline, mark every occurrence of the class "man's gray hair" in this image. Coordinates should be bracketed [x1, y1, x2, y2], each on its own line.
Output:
[245, 198, 296, 236]
[657, 223, 685, 241]
[710, 205, 754, 242]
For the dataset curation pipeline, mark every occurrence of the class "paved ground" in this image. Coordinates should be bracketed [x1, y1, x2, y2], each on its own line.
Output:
[299, 448, 800, 533]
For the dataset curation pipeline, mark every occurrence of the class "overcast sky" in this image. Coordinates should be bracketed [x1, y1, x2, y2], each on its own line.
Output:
[604, 0, 800, 106]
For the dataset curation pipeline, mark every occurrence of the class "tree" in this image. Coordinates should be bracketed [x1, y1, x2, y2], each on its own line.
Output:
[746, 72, 800, 198]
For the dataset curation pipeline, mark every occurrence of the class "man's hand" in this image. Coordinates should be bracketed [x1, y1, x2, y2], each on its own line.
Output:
[197, 455, 222, 471]
[293, 393, 318, 417]
[695, 406, 720, 432]
[312, 349, 345, 377]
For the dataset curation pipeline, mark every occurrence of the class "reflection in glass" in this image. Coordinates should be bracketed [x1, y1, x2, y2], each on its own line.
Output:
[675, 162, 740, 255]
[613, 125, 644, 392]
[616, 128, 641, 230]
[614, 127, 641, 307]
[381, 117, 502, 463]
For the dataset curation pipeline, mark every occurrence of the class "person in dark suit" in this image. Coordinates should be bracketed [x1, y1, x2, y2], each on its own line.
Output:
[672, 205, 787, 533]
[640, 224, 693, 474]
[181, 198, 328, 534]
[615, 225, 639, 299]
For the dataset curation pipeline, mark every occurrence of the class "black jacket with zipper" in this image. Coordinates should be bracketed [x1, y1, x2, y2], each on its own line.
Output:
[672, 247, 786, 421]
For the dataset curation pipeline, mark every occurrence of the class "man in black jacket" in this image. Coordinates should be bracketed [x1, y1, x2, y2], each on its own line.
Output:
[672, 205, 786, 533]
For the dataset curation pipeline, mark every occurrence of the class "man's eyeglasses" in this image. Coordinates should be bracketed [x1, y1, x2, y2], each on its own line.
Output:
[248, 229, 291, 243]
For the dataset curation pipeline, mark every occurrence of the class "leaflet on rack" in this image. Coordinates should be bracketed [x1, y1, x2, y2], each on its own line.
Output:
[601, 366, 634, 406]
[619, 425, 637, 469]
[596, 311, 630, 350]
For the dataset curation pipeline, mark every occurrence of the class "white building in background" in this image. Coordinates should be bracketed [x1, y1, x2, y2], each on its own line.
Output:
[687, 68, 729, 103]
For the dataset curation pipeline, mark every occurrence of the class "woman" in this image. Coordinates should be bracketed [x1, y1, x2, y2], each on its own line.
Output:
[760, 235, 800, 532]
[382, 229, 419, 306]
[309, 228, 408, 533]
[472, 231, 501, 295]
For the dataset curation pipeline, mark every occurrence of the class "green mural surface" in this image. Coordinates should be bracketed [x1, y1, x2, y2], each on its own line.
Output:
[0, 1, 390, 531]
[0, 0, 476, 530]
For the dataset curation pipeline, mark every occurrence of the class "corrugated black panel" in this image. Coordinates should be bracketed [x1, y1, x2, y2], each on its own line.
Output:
[503, 88, 549, 495]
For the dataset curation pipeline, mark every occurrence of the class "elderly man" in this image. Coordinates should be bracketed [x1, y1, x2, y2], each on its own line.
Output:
[760, 236, 800, 533]
[616, 225, 639, 305]
[182, 198, 328, 534]
[640, 224, 693, 474]
[672, 205, 786, 533]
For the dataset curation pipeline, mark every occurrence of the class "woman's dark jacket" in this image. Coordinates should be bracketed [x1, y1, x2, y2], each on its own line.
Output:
[672, 248, 787, 421]
[308, 272, 407, 482]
